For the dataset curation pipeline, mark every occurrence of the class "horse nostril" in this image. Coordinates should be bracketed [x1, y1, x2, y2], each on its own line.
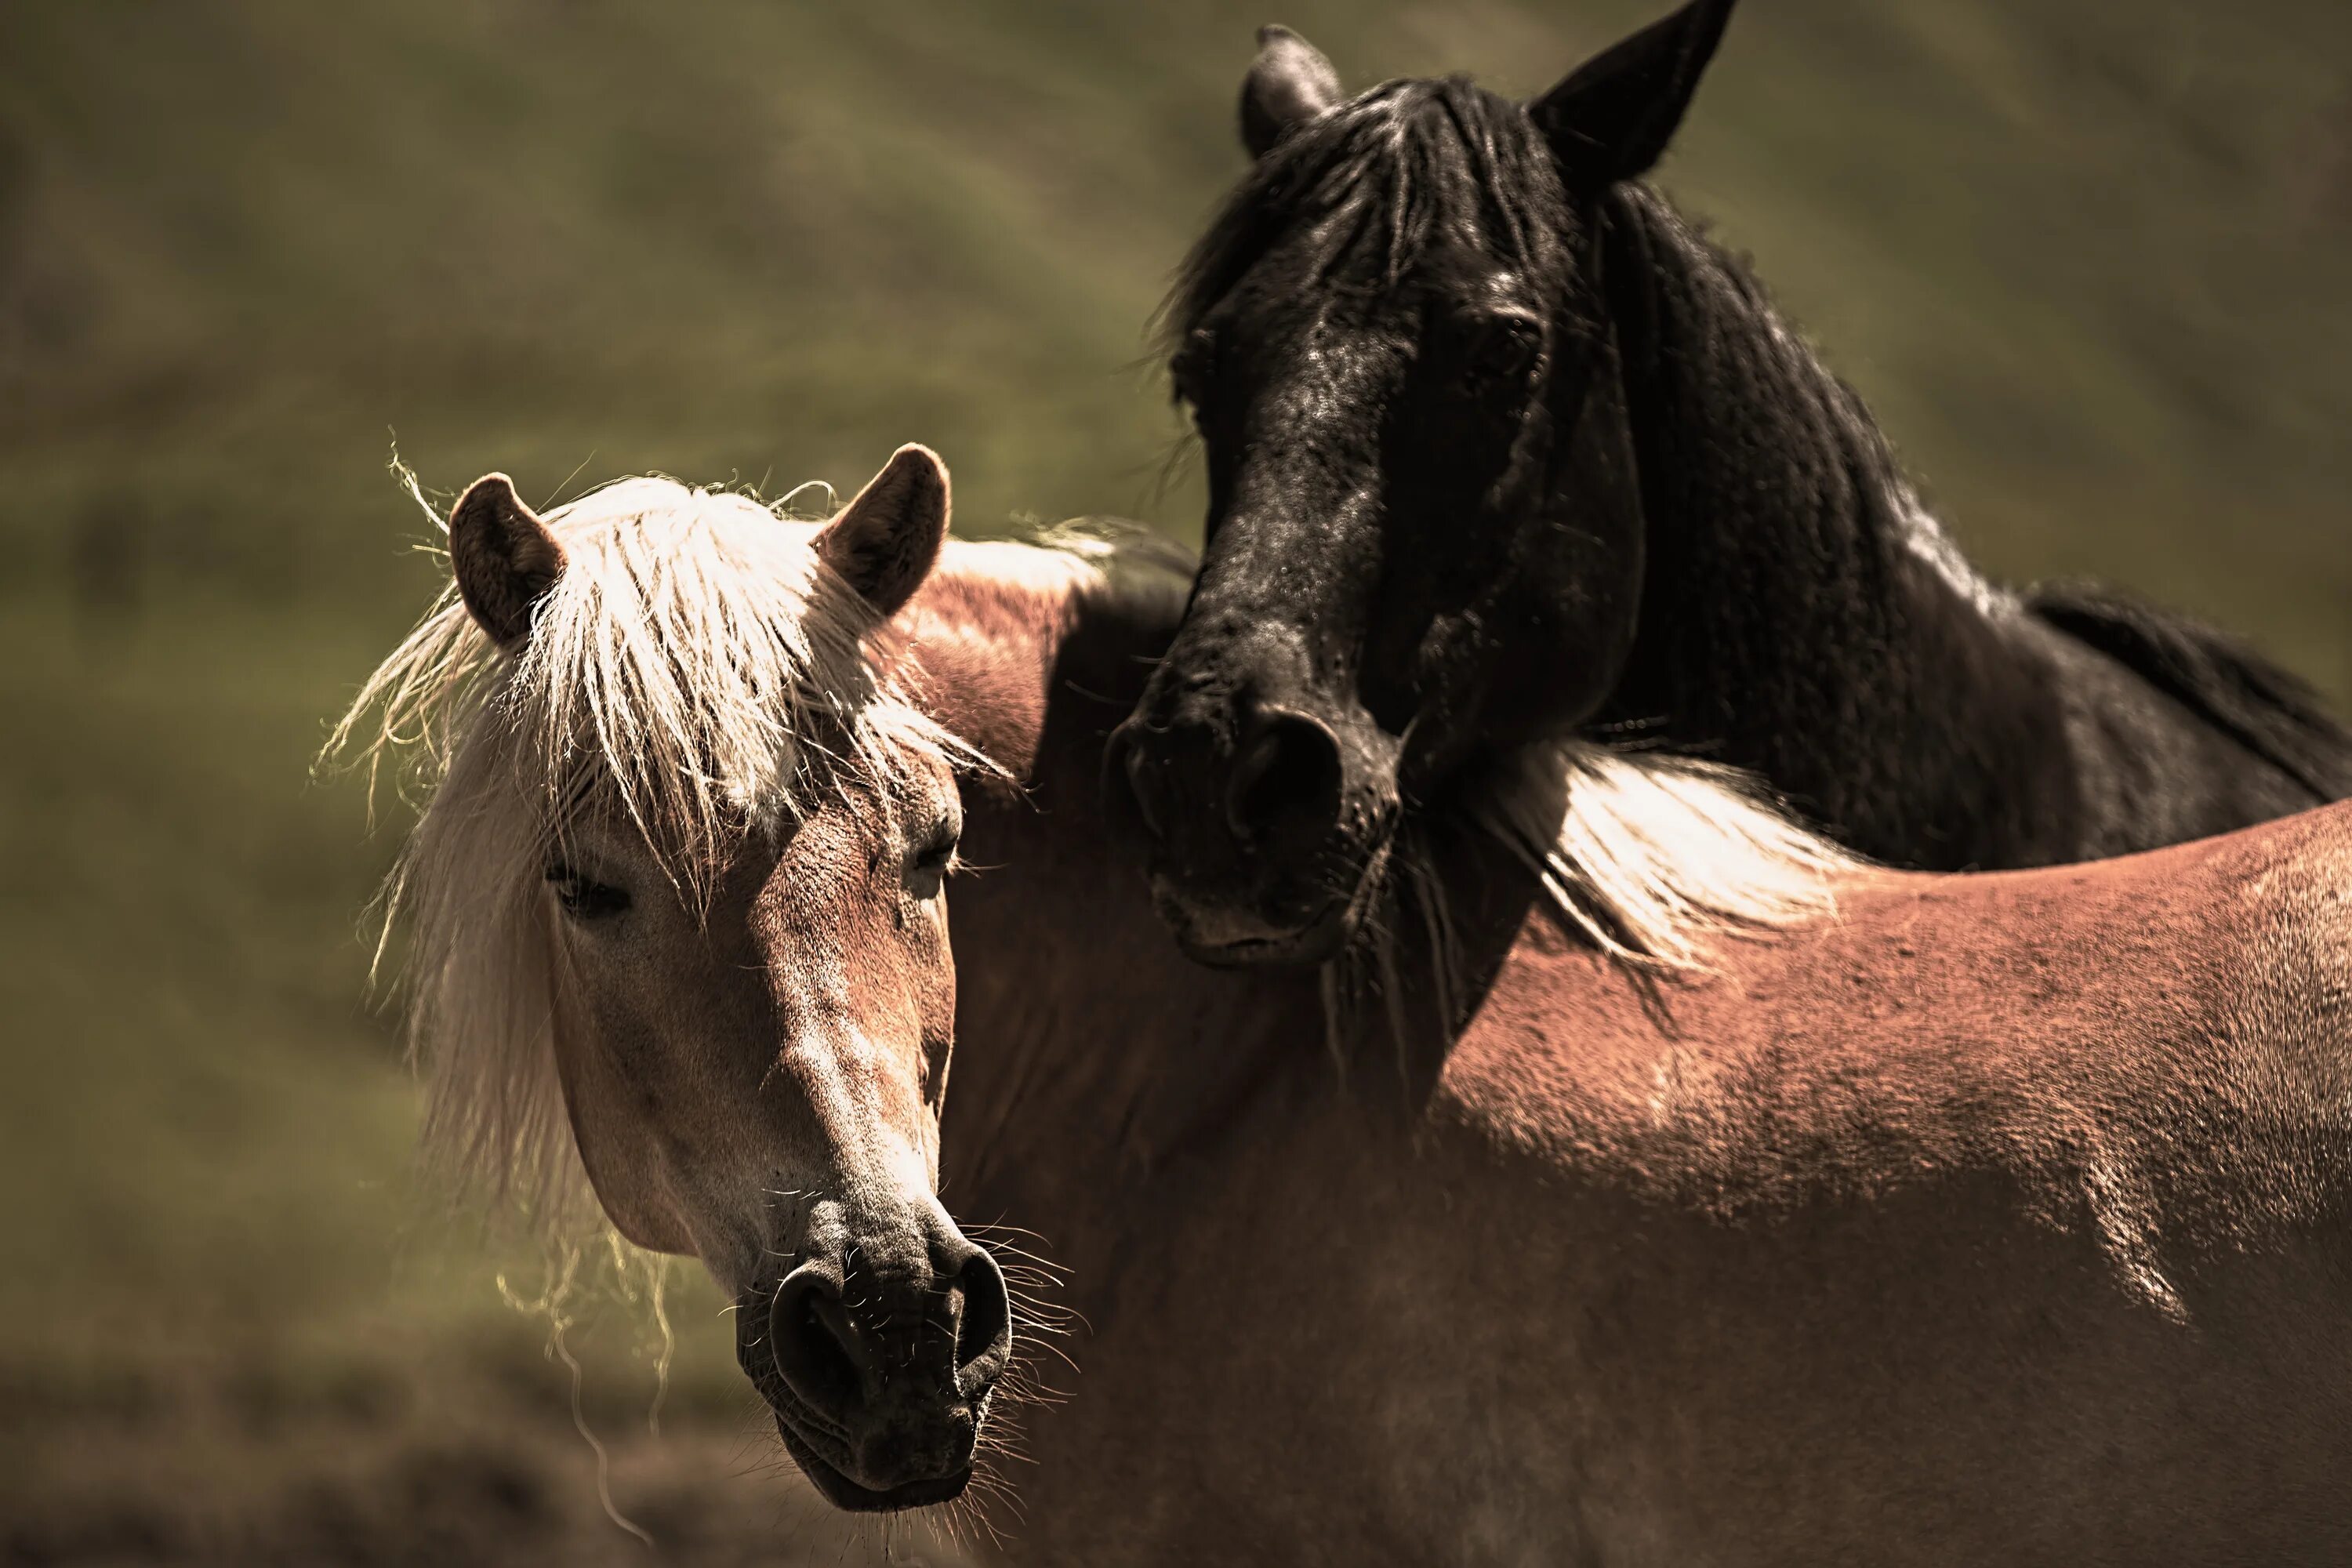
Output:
[1226, 710, 1344, 845]
[1128, 747, 1167, 838]
[769, 1263, 862, 1421]
[951, 1250, 1013, 1399]
[1105, 724, 1169, 842]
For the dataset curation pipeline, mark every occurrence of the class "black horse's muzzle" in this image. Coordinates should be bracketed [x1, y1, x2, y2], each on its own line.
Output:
[1105, 686, 1397, 967]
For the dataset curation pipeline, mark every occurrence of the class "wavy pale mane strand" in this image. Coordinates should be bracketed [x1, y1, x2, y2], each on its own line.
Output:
[1337, 741, 1860, 1058]
[328, 476, 975, 1216]
[1487, 742, 1860, 971]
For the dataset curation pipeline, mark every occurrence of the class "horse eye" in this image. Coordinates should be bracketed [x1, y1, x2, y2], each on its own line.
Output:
[545, 865, 631, 922]
[911, 822, 960, 877]
[1171, 328, 1218, 408]
[1465, 316, 1541, 387]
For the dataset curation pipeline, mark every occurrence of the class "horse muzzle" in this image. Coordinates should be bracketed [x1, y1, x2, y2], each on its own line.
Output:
[738, 1240, 1012, 1512]
[1106, 691, 1398, 968]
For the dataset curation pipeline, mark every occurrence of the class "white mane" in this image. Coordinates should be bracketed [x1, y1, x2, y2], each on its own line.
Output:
[330, 476, 973, 1211]
[1483, 742, 1860, 971]
[1336, 736, 1860, 1054]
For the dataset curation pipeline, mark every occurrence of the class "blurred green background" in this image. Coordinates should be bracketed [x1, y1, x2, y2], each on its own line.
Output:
[2, 0, 2346, 1561]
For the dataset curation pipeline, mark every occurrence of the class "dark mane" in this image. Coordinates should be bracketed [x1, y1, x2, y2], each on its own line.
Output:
[1164, 78, 1575, 344]
[1585, 183, 2042, 858]
[1595, 184, 2352, 840]
[2026, 582, 2352, 802]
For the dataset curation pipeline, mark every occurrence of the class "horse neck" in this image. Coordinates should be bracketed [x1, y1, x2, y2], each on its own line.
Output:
[943, 753, 1544, 1312]
[913, 554, 1327, 1264]
[942, 790, 1326, 1219]
[1588, 184, 2069, 865]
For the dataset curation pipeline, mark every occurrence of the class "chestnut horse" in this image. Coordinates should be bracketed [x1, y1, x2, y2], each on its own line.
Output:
[343, 447, 2352, 1564]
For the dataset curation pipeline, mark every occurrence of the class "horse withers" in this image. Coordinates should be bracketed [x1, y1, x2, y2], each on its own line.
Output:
[1105, 0, 2352, 967]
[343, 448, 2352, 1563]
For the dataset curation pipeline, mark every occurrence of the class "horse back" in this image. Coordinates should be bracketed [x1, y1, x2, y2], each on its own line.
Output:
[1418, 801, 2352, 1563]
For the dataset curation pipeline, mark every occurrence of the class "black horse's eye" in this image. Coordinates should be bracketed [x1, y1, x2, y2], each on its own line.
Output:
[545, 865, 630, 922]
[1171, 327, 1218, 409]
[1462, 314, 1542, 389]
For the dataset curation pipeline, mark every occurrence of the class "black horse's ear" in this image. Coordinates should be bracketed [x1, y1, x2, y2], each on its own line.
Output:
[1240, 25, 1341, 158]
[449, 474, 564, 649]
[818, 444, 950, 619]
[1527, 0, 1735, 187]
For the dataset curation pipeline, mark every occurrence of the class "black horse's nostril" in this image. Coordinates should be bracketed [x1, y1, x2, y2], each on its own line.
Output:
[770, 1262, 862, 1421]
[1226, 708, 1344, 845]
[1104, 722, 1169, 843]
[1127, 743, 1167, 839]
[950, 1248, 1013, 1399]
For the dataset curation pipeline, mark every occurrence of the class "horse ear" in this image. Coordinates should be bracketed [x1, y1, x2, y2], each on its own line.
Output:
[1240, 25, 1341, 158]
[449, 474, 564, 649]
[818, 445, 950, 619]
[1527, 0, 1735, 187]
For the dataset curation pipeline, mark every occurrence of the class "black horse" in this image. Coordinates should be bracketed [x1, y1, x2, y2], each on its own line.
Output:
[1105, 0, 2352, 966]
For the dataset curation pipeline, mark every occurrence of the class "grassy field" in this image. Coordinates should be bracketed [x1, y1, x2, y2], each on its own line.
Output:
[2, 0, 2347, 1560]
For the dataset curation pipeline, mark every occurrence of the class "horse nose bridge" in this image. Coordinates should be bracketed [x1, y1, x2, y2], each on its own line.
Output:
[1240, 305, 1399, 456]
[1218, 322, 1397, 528]
[1184, 493, 1383, 686]
[768, 1016, 938, 1177]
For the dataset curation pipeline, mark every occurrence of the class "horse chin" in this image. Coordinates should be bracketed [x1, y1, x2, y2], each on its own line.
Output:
[771, 1416, 975, 1514]
[1161, 889, 1358, 969]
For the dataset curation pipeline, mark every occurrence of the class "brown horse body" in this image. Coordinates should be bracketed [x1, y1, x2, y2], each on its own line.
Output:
[926, 546, 2352, 1565]
[351, 458, 2352, 1564]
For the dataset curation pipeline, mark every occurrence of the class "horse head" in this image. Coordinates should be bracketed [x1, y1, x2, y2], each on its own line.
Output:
[355, 448, 1011, 1511]
[1106, 1, 1735, 964]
